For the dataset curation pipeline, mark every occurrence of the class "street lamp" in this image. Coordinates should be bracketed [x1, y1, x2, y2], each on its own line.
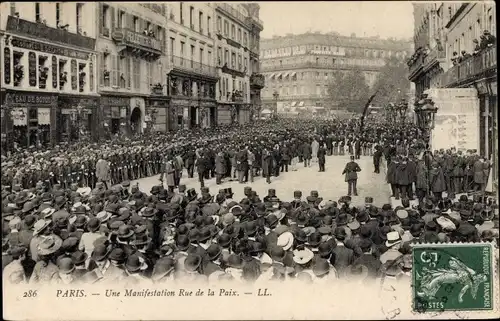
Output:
[386, 102, 396, 123]
[396, 98, 408, 125]
[273, 91, 279, 119]
[414, 94, 438, 149]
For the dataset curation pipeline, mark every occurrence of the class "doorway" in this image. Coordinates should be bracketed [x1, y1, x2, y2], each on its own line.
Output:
[130, 107, 142, 135]
[111, 119, 120, 134]
[190, 106, 197, 128]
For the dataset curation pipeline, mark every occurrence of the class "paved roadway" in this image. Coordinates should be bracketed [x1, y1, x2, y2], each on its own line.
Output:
[130, 154, 392, 207]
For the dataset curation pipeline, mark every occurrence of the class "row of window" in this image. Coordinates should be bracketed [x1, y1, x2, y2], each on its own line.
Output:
[448, 12, 495, 57]
[261, 57, 386, 69]
[261, 85, 329, 97]
[216, 47, 248, 71]
[261, 45, 407, 59]
[99, 54, 160, 91]
[101, 4, 164, 43]
[175, 3, 212, 36]
[4, 49, 93, 93]
[168, 38, 213, 66]
[216, 15, 249, 47]
[17, 2, 85, 35]
[219, 77, 248, 101]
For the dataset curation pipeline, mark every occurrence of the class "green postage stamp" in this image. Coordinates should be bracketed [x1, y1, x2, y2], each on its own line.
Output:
[412, 242, 495, 312]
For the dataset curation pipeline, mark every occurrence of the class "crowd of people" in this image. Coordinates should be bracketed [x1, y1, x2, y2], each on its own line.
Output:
[451, 30, 496, 66]
[2, 118, 498, 286]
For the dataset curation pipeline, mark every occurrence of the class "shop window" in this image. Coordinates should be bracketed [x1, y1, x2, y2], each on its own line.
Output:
[4, 48, 10, 85]
[78, 62, 86, 92]
[52, 56, 58, 89]
[28, 52, 37, 87]
[38, 55, 49, 89]
[59, 59, 68, 90]
[89, 60, 94, 92]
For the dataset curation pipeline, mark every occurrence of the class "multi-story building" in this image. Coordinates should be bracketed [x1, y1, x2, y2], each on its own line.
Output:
[1, 2, 98, 147]
[408, 2, 497, 191]
[259, 32, 411, 114]
[213, 2, 263, 125]
[96, 2, 168, 136]
[164, 2, 218, 130]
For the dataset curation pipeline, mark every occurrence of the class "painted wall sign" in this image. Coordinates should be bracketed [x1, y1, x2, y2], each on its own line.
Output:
[5, 91, 58, 106]
[122, 29, 162, 52]
[11, 37, 91, 60]
[6, 16, 96, 50]
[52, 56, 58, 89]
[37, 108, 51, 125]
[71, 59, 77, 90]
[4, 48, 11, 84]
[101, 96, 130, 107]
[28, 52, 36, 87]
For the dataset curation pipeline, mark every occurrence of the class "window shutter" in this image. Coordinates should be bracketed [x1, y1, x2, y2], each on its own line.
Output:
[99, 53, 104, 86]
[110, 6, 115, 33]
[112, 55, 118, 87]
[126, 57, 131, 88]
[98, 3, 103, 35]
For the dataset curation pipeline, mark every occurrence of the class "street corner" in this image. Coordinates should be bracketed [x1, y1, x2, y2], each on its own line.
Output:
[411, 243, 495, 312]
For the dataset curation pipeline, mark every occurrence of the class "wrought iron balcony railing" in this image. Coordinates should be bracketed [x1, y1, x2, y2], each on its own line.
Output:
[440, 45, 496, 87]
[171, 55, 218, 78]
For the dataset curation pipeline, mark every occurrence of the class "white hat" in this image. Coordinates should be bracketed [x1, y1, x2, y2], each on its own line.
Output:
[96, 211, 112, 223]
[41, 207, 56, 219]
[347, 219, 360, 230]
[292, 248, 314, 265]
[76, 187, 92, 197]
[436, 216, 456, 231]
[385, 231, 402, 247]
[277, 232, 294, 251]
[396, 209, 408, 219]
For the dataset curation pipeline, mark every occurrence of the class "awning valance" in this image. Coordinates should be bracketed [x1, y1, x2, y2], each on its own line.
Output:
[291, 101, 297, 107]
[283, 72, 290, 78]
[276, 73, 283, 79]
[298, 101, 304, 107]
[269, 73, 276, 79]
[291, 72, 297, 78]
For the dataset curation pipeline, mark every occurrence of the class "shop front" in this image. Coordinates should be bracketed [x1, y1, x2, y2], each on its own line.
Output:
[58, 95, 99, 143]
[2, 90, 58, 148]
[170, 97, 193, 130]
[238, 104, 252, 124]
[145, 96, 170, 132]
[100, 96, 131, 138]
[199, 99, 218, 128]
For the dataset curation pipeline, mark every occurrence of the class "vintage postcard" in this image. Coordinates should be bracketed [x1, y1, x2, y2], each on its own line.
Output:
[1, 0, 499, 320]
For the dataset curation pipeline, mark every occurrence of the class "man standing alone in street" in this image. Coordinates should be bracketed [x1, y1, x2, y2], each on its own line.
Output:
[373, 145, 383, 174]
[95, 154, 111, 190]
[342, 155, 362, 196]
[318, 143, 326, 172]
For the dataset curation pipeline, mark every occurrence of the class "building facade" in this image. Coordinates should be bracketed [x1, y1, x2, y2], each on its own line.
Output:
[164, 2, 218, 130]
[1, 2, 98, 147]
[408, 2, 497, 191]
[259, 32, 411, 115]
[214, 3, 263, 125]
[96, 2, 168, 136]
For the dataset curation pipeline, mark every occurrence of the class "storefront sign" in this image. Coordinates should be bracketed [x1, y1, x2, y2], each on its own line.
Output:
[122, 29, 162, 52]
[101, 96, 130, 107]
[28, 52, 37, 87]
[172, 99, 191, 107]
[6, 16, 95, 50]
[37, 108, 51, 125]
[59, 96, 98, 108]
[4, 48, 11, 85]
[11, 108, 27, 126]
[5, 92, 58, 106]
[11, 37, 91, 60]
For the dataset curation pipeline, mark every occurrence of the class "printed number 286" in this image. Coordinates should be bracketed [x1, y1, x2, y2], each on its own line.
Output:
[23, 290, 37, 297]
[420, 251, 438, 268]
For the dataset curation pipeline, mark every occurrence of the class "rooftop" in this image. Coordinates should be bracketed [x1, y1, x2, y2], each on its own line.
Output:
[261, 32, 412, 51]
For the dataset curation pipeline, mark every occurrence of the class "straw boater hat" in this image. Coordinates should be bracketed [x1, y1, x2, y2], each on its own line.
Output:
[37, 235, 63, 256]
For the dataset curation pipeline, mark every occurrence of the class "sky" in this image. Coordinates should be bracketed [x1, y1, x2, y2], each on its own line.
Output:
[258, 1, 414, 40]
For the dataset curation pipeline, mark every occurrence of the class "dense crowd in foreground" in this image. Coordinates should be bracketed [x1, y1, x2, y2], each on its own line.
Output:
[2, 119, 498, 285]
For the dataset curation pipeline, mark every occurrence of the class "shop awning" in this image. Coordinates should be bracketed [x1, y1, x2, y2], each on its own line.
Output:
[291, 101, 297, 107]
[269, 73, 276, 79]
[291, 72, 297, 78]
[283, 72, 290, 78]
[298, 101, 304, 107]
[276, 73, 283, 79]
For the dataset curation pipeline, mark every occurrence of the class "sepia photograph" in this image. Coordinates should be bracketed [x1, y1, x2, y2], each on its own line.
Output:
[1, 1, 498, 320]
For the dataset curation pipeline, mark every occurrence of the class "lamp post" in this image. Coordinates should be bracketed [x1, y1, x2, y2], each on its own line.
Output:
[272, 91, 279, 119]
[414, 94, 438, 150]
[396, 98, 408, 125]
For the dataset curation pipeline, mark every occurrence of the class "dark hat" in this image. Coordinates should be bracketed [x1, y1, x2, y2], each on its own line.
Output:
[125, 254, 147, 273]
[308, 232, 322, 247]
[8, 246, 27, 258]
[141, 207, 157, 218]
[244, 220, 258, 236]
[184, 254, 202, 272]
[294, 229, 308, 243]
[318, 242, 333, 257]
[186, 188, 197, 200]
[91, 244, 111, 261]
[336, 213, 349, 226]
[108, 248, 127, 263]
[270, 246, 286, 261]
[71, 251, 88, 265]
[217, 233, 232, 248]
[224, 223, 241, 238]
[334, 227, 347, 240]
[22, 201, 36, 213]
[206, 244, 222, 261]
[227, 254, 244, 268]
[176, 235, 191, 251]
[198, 227, 213, 243]
[73, 215, 87, 228]
[121, 181, 130, 188]
[312, 258, 331, 276]
[117, 225, 135, 239]
[23, 215, 37, 229]
[152, 257, 176, 281]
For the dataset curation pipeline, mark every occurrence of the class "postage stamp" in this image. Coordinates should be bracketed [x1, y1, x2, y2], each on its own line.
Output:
[412, 243, 495, 312]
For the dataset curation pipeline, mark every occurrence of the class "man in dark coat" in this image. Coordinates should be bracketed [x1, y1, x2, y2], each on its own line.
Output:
[237, 147, 248, 184]
[373, 145, 383, 174]
[301, 140, 312, 167]
[317, 143, 326, 172]
[342, 156, 362, 196]
[196, 152, 207, 188]
[261, 148, 272, 184]
[184, 149, 196, 178]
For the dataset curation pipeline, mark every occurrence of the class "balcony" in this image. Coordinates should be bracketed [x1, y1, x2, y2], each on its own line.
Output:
[215, 3, 248, 26]
[408, 53, 426, 80]
[171, 55, 218, 78]
[6, 15, 95, 50]
[246, 16, 264, 31]
[226, 38, 241, 49]
[440, 45, 496, 88]
[250, 73, 265, 89]
[111, 28, 162, 58]
[221, 63, 245, 78]
[262, 59, 383, 72]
